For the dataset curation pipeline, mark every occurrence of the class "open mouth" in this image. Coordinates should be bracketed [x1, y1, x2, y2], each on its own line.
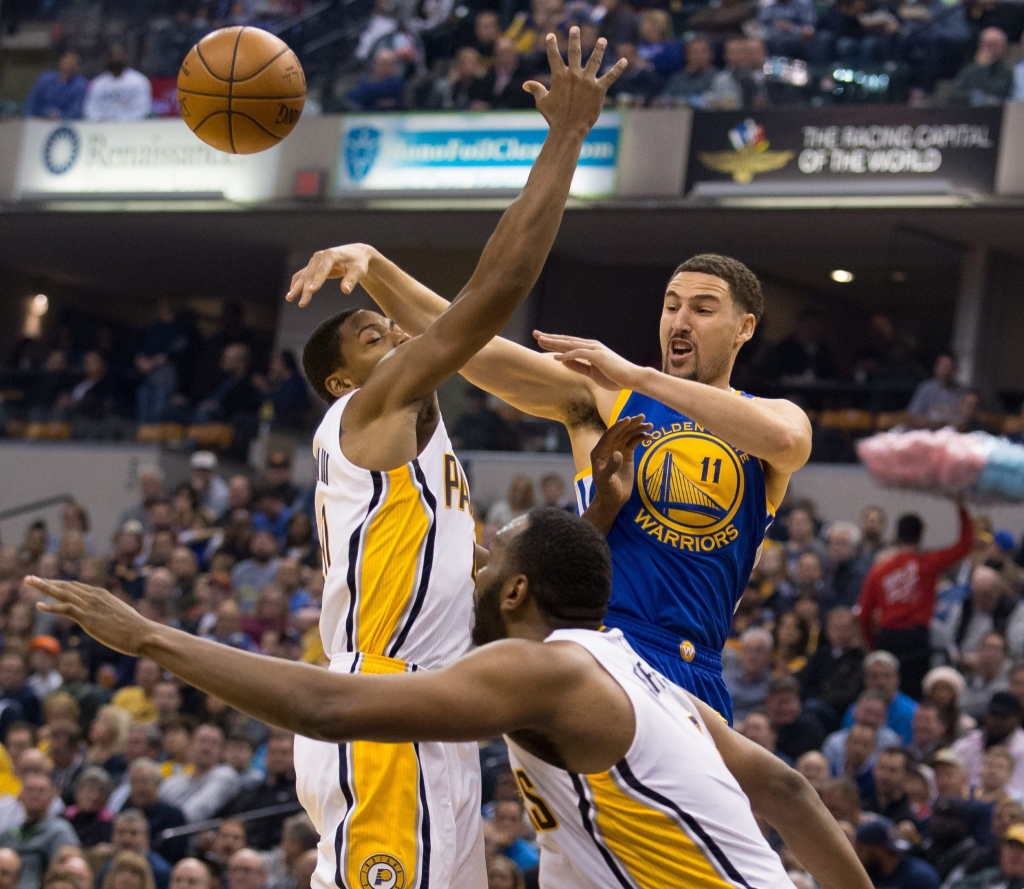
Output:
[668, 339, 694, 362]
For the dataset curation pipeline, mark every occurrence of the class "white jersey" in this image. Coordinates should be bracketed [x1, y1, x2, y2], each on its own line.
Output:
[312, 391, 476, 668]
[506, 628, 796, 889]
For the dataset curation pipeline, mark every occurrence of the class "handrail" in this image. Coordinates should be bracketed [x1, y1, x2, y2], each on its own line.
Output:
[0, 493, 75, 523]
[157, 800, 305, 840]
[270, 0, 333, 36]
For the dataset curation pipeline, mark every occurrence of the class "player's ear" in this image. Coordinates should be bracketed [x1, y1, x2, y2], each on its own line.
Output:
[501, 575, 529, 613]
[325, 371, 352, 399]
[735, 313, 756, 347]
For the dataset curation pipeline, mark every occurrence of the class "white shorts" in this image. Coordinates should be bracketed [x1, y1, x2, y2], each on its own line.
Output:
[294, 653, 485, 889]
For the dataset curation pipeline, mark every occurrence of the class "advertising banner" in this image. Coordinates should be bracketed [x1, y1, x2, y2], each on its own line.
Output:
[16, 119, 281, 201]
[336, 111, 621, 196]
[686, 107, 1002, 194]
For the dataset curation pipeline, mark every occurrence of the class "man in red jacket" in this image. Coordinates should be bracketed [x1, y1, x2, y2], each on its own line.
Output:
[858, 501, 973, 699]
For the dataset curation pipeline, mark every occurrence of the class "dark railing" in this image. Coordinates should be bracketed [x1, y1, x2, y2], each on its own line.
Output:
[157, 800, 306, 841]
[0, 493, 75, 524]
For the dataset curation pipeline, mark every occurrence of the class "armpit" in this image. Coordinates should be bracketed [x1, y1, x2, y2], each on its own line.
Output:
[563, 399, 606, 432]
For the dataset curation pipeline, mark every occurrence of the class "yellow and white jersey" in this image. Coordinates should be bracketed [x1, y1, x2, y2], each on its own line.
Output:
[506, 628, 796, 889]
[312, 390, 476, 668]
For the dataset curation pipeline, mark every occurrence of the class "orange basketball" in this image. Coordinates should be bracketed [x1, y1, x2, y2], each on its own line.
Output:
[177, 26, 306, 155]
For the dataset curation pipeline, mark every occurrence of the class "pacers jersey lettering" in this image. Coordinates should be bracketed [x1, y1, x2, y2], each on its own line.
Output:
[577, 390, 773, 652]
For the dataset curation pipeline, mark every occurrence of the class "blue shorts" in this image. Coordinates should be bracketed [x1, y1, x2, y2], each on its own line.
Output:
[603, 610, 734, 725]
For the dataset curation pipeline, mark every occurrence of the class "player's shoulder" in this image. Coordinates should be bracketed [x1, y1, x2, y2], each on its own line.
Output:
[462, 636, 603, 687]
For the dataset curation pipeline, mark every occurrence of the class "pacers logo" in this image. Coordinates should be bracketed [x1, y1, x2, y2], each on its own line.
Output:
[360, 855, 405, 889]
[638, 431, 744, 539]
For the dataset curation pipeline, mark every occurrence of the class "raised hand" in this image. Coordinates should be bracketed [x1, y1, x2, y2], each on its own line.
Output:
[523, 27, 627, 137]
[534, 331, 642, 392]
[26, 577, 148, 657]
[591, 414, 653, 511]
[284, 243, 377, 308]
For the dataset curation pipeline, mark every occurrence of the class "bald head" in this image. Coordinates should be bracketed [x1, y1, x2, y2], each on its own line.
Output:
[0, 849, 19, 889]
[171, 859, 213, 889]
[227, 849, 266, 889]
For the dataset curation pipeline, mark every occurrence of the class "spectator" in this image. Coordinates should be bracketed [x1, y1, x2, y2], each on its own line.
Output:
[159, 725, 239, 823]
[230, 533, 281, 608]
[225, 849, 266, 889]
[637, 10, 682, 77]
[740, 710, 792, 764]
[955, 694, 1024, 798]
[973, 746, 1016, 805]
[221, 731, 296, 850]
[468, 38, 534, 110]
[96, 810, 172, 889]
[592, 0, 638, 47]
[822, 776, 868, 827]
[290, 849, 316, 889]
[758, 0, 816, 59]
[841, 652, 918, 744]
[922, 797, 980, 882]
[55, 352, 119, 432]
[661, 37, 718, 104]
[923, 666, 974, 745]
[99, 851, 157, 889]
[259, 813, 316, 888]
[63, 767, 113, 847]
[796, 750, 831, 793]
[48, 721, 86, 804]
[83, 45, 152, 123]
[487, 477, 536, 530]
[429, 46, 484, 110]
[865, 747, 915, 823]
[950, 822, 1024, 889]
[814, 0, 895, 68]
[838, 724, 880, 800]
[169, 860, 212, 889]
[346, 49, 406, 111]
[354, 0, 401, 61]
[604, 42, 663, 106]
[539, 475, 572, 512]
[120, 468, 166, 536]
[783, 506, 824, 578]
[87, 706, 131, 781]
[486, 798, 539, 873]
[936, 568, 1015, 668]
[0, 774, 79, 889]
[135, 303, 187, 427]
[854, 818, 940, 889]
[0, 655, 38, 727]
[764, 675, 827, 760]
[122, 759, 186, 865]
[203, 601, 256, 653]
[773, 611, 812, 675]
[824, 691, 903, 773]
[935, 748, 971, 800]
[253, 352, 308, 431]
[908, 355, 968, 428]
[485, 856, 525, 889]
[28, 638, 63, 702]
[960, 632, 1012, 723]
[949, 27, 1014, 106]
[461, 11, 500, 64]
[859, 504, 973, 698]
[909, 703, 945, 763]
[188, 453, 229, 522]
[799, 606, 865, 727]
[824, 522, 873, 608]
[24, 52, 87, 120]
[451, 387, 516, 451]
[858, 506, 888, 557]
[0, 851, 17, 889]
[193, 344, 261, 425]
[112, 660, 162, 725]
[723, 627, 775, 721]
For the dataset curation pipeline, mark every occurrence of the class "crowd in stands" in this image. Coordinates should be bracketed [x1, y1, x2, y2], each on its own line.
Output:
[6, 415, 1024, 887]
[8, 0, 1024, 118]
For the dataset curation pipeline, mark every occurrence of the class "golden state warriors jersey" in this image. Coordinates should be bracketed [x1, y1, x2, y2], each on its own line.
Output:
[312, 391, 477, 668]
[506, 628, 795, 889]
[576, 390, 774, 653]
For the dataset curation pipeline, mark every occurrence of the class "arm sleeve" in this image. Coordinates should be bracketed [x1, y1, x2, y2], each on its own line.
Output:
[858, 568, 881, 648]
[68, 79, 87, 120]
[82, 81, 101, 121]
[918, 508, 974, 575]
[131, 74, 153, 119]
[24, 77, 44, 117]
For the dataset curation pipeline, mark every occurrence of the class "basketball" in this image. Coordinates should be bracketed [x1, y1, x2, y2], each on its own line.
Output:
[177, 26, 306, 155]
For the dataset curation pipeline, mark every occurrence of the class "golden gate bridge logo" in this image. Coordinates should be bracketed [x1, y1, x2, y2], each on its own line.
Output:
[638, 431, 744, 536]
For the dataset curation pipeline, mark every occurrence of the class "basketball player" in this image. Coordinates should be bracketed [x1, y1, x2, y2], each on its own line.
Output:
[280, 29, 626, 889]
[283, 252, 810, 723]
[27, 510, 869, 889]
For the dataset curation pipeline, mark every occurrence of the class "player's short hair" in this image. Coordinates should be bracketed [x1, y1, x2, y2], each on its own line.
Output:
[896, 513, 924, 545]
[508, 508, 612, 624]
[302, 309, 359, 404]
[672, 254, 764, 321]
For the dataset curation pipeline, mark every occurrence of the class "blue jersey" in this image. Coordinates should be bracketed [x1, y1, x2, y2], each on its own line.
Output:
[578, 389, 774, 655]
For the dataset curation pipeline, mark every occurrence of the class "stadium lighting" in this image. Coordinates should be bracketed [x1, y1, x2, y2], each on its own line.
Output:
[32, 294, 48, 314]
[830, 270, 854, 283]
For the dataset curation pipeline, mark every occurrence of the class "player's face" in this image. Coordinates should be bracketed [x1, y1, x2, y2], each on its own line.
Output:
[339, 311, 412, 388]
[659, 273, 754, 385]
[471, 521, 528, 646]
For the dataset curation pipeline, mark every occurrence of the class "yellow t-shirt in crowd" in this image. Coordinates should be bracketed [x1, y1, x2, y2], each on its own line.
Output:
[111, 687, 158, 724]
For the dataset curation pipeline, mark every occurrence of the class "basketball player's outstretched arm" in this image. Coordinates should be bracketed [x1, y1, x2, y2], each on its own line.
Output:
[691, 695, 872, 889]
[535, 332, 812, 474]
[292, 31, 626, 421]
[28, 578, 631, 773]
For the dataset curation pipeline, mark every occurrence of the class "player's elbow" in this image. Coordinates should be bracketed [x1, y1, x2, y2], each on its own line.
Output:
[767, 422, 811, 473]
[754, 763, 817, 825]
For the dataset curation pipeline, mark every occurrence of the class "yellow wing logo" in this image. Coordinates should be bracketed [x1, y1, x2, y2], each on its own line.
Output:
[699, 140, 794, 184]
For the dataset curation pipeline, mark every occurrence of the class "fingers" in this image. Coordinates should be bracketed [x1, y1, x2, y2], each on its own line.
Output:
[584, 37, 607, 79]
[285, 268, 305, 302]
[544, 32, 566, 75]
[300, 255, 332, 307]
[523, 81, 549, 103]
[567, 25, 581, 72]
[562, 359, 593, 377]
[37, 601, 81, 621]
[534, 331, 596, 352]
[340, 262, 365, 295]
[597, 56, 628, 90]
[26, 576, 76, 603]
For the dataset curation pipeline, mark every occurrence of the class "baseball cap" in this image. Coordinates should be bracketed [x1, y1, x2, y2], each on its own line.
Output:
[932, 748, 965, 769]
[989, 691, 1023, 716]
[29, 636, 61, 656]
[267, 452, 291, 469]
[190, 450, 218, 470]
[855, 818, 909, 851]
[1005, 824, 1024, 846]
[994, 530, 1016, 553]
